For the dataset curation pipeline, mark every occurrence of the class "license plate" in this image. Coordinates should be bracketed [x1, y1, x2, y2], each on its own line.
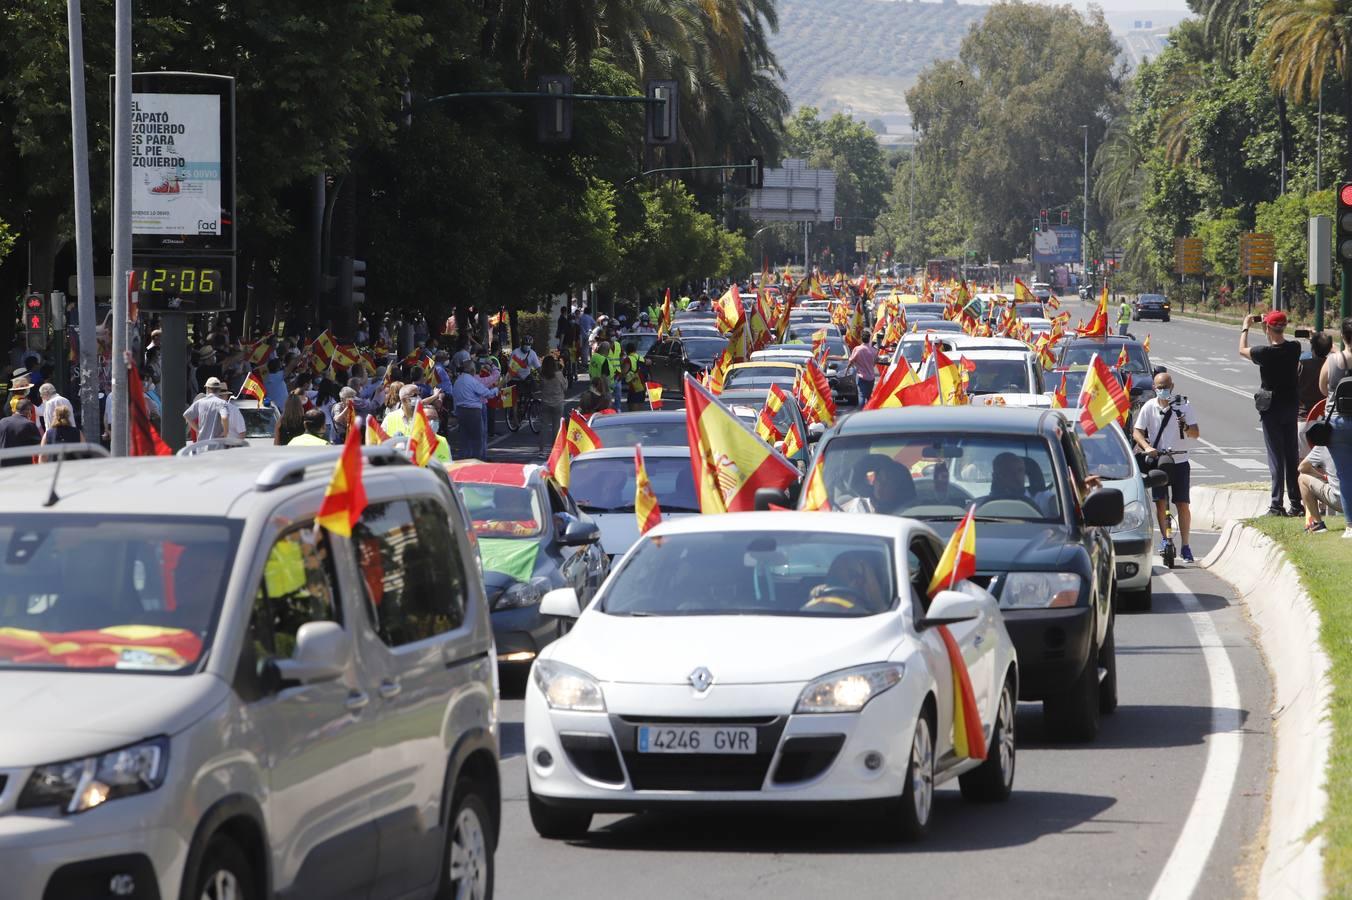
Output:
[636, 725, 757, 755]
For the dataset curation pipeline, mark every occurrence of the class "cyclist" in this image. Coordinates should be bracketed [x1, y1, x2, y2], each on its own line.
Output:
[1133, 371, 1201, 563]
[634, 311, 657, 334]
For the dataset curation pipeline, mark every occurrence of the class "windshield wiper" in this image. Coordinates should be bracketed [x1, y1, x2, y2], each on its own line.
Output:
[658, 505, 701, 513]
[576, 504, 611, 513]
[921, 514, 1010, 523]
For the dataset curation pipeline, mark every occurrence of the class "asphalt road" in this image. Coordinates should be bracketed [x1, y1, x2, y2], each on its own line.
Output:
[1061, 294, 1277, 487]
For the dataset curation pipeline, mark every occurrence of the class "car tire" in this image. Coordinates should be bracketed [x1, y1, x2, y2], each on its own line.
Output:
[959, 676, 1016, 803]
[891, 710, 935, 841]
[1163, 316, 1171, 322]
[528, 784, 592, 840]
[441, 779, 496, 900]
[1044, 642, 1101, 742]
[1099, 621, 1118, 715]
[193, 835, 258, 900]
[1120, 581, 1153, 612]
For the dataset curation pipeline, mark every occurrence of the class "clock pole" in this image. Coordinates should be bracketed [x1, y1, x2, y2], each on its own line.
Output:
[160, 313, 188, 449]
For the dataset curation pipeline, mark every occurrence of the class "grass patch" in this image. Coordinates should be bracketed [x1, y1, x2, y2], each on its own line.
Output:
[1215, 481, 1268, 492]
[1249, 512, 1352, 894]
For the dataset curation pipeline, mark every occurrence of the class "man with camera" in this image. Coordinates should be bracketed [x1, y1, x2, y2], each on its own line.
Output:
[1133, 371, 1201, 562]
[1239, 310, 1303, 516]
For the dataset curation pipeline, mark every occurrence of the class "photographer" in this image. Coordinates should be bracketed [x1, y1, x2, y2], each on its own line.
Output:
[1133, 372, 1201, 563]
[1239, 310, 1303, 516]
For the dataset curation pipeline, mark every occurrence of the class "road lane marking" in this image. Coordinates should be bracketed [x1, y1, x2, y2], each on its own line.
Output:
[1147, 572, 1244, 900]
[1224, 458, 1268, 471]
[1163, 361, 1253, 400]
[1175, 356, 1197, 362]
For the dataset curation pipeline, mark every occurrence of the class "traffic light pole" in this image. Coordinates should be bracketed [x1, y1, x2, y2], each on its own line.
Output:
[66, 0, 101, 444]
[1343, 268, 1351, 327]
[1315, 283, 1325, 333]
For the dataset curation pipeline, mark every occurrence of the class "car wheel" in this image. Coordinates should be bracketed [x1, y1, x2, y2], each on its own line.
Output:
[892, 711, 935, 841]
[1099, 621, 1118, 715]
[441, 779, 495, 900]
[1120, 581, 1153, 612]
[194, 835, 257, 900]
[959, 676, 1016, 802]
[1164, 316, 1171, 322]
[528, 783, 592, 840]
[1044, 642, 1101, 742]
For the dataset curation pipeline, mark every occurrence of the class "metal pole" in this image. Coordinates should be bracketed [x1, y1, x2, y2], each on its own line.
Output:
[160, 313, 187, 449]
[1081, 125, 1089, 276]
[1343, 267, 1352, 324]
[109, 0, 132, 456]
[1317, 81, 1324, 191]
[1315, 283, 1325, 333]
[803, 223, 809, 273]
[66, 0, 100, 443]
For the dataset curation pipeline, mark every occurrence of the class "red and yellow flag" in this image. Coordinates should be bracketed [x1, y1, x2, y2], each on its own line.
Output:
[646, 381, 664, 410]
[1013, 277, 1036, 303]
[365, 414, 390, 446]
[238, 369, 266, 402]
[1143, 334, 1151, 353]
[657, 288, 674, 338]
[755, 406, 784, 444]
[316, 425, 368, 537]
[409, 405, 438, 467]
[1052, 372, 1068, 409]
[866, 356, 918, 410]
[794, 359, 837, 426]
[244, 333, 274, 366]
[800, 462, 830, 511]
[933, 346, 965, 405]
[781, 421, 804, 459]
[925, 506, 985, 760]
[1115, 346, 1129, 369]
[1076, 354, 1131, 436]
[634, 444, 663, 535]
[684, 374, 798, 513]
[1081, 283, 1109, 337]
[546, 411, 603, 491]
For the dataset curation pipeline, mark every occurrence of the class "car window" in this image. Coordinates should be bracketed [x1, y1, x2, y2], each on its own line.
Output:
[0, 517, 234, 674]
[949, 358, 1030, 395]
[352, 498, 467, 646]
[456, 483, 544, 538]
[908, 538, 938, 614]
[589, 418, 688, 448]
[1077, 424, 1135, 480]
[1061, 342, 1150, 375]
[240, 408, 278, 439]
[570, 455, 701, 514]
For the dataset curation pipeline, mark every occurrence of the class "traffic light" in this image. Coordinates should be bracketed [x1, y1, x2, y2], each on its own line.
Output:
[1039, 208, 1049, 225]
[1337, 183, 1352, 267]
[745, 155, 764, 189]
[645, 80, 679, 146]
[23, 292, 47, 351]
[338, 258, 367, 305]
[1061, 209, 1070, 225]
[536, 75, 573, 143]
[833, 216, 843, 231]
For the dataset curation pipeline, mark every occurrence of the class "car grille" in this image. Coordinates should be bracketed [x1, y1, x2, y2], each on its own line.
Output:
[772, 735, 846, 784]
[611, 715, 787, 791]
[560, 733, 625, 785]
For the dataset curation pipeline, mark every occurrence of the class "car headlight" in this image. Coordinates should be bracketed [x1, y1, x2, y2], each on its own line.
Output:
[795, 663, 904, 714]
[999, 572, 1081, 609]
[18, 736, 169, 814]
[533, 659, 606, 712]
[1114, 499, 1148, 534]
[496, 576, 550, 610]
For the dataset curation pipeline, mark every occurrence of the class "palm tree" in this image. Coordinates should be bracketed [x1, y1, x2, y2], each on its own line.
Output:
[1258, 0, 1352, 165]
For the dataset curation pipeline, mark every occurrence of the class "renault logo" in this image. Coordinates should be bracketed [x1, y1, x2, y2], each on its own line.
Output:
[688, 667, 713, 692]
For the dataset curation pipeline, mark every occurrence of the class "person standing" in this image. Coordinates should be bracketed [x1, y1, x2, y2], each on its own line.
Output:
[1240, 310, 1303, 516]
[1299, 332, 1334, 454]
[1319, 317, 1352, 537]
[0, 399, 41, 465]
[39, 404, 83, 452]
[274, 394, 307, 445]
[382, 384, 425, 438]
[288, 409, 330, 446]
[36, 383, 74, 433]
[183, 377, 246, 443]
[453, 359, 497, 460]
[537, 355, 567, 454]
[1117, 297, 1132, 336]
[848, 337, 878, 406]
[1133, 371, 1201, 562]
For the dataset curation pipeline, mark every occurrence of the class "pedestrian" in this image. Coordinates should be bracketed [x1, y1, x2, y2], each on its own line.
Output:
[1133, 371, 1201, 562]
[453, 359, 497, 460]
[287, 409, 330, 446]
[1319, 317, 1352, 536]
[848, 337, 878, 406]
[36, 383, 74, 434]
[620, 340, 646, 411]
[1240, 310, 1303, 516]
[262, 357, 288, 408]
[274, 394, 306, 445]
[1299, 331, 1333, 454]
[0, 399, 41, 465]
[383, 383, 424, 438]
[39, 403, 83, 454]
[1117, 297, 1132, 336]
[538, 355, 567, 454]
[1297, 445, 1343, 533]
[183, 377, 246, 443]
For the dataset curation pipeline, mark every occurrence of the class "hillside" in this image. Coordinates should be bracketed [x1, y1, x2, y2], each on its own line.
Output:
[771, 0, 989, 137]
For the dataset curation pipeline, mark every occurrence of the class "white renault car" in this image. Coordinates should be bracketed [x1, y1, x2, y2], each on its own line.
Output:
[524, 512, 1018, 841]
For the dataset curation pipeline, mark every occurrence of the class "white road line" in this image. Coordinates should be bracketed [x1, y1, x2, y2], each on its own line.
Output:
[1165, 361, 1253, 400]
[1174, 356, 1197, 362]
[1147, 572, 1244, 900]
[1224, 457, 1268, 471]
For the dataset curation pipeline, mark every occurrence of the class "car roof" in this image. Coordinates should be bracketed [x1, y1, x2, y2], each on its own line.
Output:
[953, 349, 1034, 361]
[835, 405, 1059, 437]
[729, 361, 802, 371]
[446, 460, 543, 487]
[647, 510, 912, 541]
[574, 446, 691, 461]
[590, 410, 685, 425]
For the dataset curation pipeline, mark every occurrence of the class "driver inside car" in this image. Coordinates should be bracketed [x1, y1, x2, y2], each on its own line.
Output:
[806, 551, 888, 613]
[841, 456, 916, 515]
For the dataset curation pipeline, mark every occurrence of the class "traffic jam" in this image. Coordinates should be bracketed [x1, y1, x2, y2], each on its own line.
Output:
[0, 275, 1162, 898]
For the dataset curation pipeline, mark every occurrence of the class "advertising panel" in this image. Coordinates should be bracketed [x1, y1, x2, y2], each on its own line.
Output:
[1033, 227, 1082, 264]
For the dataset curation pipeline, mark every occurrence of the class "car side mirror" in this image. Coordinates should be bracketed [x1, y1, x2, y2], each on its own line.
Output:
[808, 422, 826, 443]
[541, 587, 582, 619]
[919, 589, 982, 628]
[1082, 487, 1124, 528]
[268, 621, 348, 687]
[754, 487, 792, 511]
[560, 520, 601, 547]
[1144, 468, 1169, 489]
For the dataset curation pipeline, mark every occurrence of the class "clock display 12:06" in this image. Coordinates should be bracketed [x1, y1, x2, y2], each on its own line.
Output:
[138, 266, 221, 295]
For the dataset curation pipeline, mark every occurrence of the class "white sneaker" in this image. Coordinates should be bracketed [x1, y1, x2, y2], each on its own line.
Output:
[1344, 527, 1352, 539]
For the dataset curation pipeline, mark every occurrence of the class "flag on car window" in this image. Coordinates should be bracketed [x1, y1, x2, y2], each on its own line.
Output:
[237, 369, 266, 403]
[646, 382, 664, 410]
[684, 374, 798, 513]
[1076, 354, 1131, 436]
[925, 505, 985, 760]
[634, 445, 662, 535]
[317, 425, 368, 537]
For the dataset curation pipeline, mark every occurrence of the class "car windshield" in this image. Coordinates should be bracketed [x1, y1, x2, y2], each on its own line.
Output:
[1061, 342, 1150, 374]
[570, 456, 700, 514]
[1054, 368, 1129, 400]
[682, 337, 728, 363]
[240, 407, 278, 439]
[1077, 423, 1135, 480]
[725, 366, 801, 391]
[588, 418, 688, 448]
[0, 517, 237, 673]
[950, 358, 1030, 395]
[620, 333, 660, 355]
[810, 433, 1064, 522]
[601, 531, 897, 617]
[1015, 304, 1044, 318]
[456, 483, 544, 538]
[906, 304, 946, 317]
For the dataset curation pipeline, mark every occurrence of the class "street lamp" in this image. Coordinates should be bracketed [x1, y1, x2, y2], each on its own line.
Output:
[1080, 124, 1089, 276]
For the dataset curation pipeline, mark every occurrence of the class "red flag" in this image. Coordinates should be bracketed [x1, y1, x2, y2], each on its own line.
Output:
[316, 424, 369, 536]
[128, 364, 171, 456]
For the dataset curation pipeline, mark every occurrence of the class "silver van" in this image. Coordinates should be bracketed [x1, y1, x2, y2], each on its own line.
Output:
[0, 444, 499, 899]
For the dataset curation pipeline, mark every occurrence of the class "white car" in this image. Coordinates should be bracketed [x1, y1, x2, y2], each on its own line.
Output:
[524, 512, 1019, 841]
[568, 447, 702, 559]
[920, 347, 1049, 408]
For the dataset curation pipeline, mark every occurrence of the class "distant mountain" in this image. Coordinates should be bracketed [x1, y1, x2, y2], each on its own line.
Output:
[770, 0, 989, 137]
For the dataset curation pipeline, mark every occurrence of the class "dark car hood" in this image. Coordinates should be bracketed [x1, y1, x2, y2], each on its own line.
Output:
[922, 520, 1077, 572]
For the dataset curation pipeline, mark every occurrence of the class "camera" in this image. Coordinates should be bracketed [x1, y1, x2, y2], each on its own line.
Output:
[1169, 394, 1188, 407]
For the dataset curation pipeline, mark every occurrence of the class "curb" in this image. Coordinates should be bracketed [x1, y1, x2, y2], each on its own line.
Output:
[1190, 485, 1270, 532]
[1195, 490, 1331, 899]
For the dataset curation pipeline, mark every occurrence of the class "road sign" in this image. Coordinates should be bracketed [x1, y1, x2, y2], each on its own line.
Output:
[1174, 237, 1203, 275]
[1239, 232, 1275, 278]
[1104, 247, 1124, 263]
[854, 235, 871, 253]
[745, 159, 837, 224]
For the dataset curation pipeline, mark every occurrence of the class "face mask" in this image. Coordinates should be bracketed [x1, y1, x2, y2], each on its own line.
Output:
[1157, 388, 1172, 401]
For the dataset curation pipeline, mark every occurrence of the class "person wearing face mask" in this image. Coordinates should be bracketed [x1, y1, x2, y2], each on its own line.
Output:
[1133, 372, 1201, 562]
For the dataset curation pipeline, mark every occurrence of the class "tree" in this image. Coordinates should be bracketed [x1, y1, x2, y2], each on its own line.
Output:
[1259, 0, 1352, 161]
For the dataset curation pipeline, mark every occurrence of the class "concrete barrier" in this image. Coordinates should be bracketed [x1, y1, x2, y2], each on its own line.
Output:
[1196, 490, 1331, 899]
[1190, 484, 1270, 532]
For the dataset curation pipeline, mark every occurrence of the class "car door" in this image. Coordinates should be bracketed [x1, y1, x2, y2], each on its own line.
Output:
[235, 521, 381, 899]
[647, 339, 675, 394]
[347, 488, 490, 897]
[546, 480, 605, 598]
[1061, 430, 1113, 643]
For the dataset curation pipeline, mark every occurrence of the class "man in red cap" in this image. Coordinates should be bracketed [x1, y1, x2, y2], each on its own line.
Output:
[1240, 309, 1303, 516]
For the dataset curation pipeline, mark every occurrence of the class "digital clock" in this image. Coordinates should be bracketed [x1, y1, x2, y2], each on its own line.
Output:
[132, 255, 235, 312]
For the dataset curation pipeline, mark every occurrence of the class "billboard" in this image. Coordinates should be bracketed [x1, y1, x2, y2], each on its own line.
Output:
[1033, 227, 1082, 264]
[745, 158, 836, 223]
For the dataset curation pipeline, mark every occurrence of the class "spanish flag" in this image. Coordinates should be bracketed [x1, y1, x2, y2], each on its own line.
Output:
[866, 356, 919, 410]
[1143, 334, 1151, 353]
[409, 405, 438, 467]
[684, 374, 798, 513]
[1051, 372, 1068, 409]
[801, 461, 830, 510]
[238, 369, 266, 402]
[794, 359, 837, 426]
[925, 506, 985, 761]
[933, 346, 965, 405]
[365, 413, 390, 446]
[1081, 283, 1109, 337]
[755, 405, 784, 443]
[547, 411, 603, 491]
[1115, 346, 1129, 369]
[634, 444, 662, 535]
[1076, 354, 1131, 437]
[781, 421, 804, 459]
[646, 382, 664, 410]
[1013, 277, 1036, 303]
[317, 425, 368, 537]
[657, 288, 673, 338]
[707, 346, 734, 394]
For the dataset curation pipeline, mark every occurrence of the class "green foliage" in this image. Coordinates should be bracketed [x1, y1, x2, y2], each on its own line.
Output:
[1195, 206, 1245, 282]
[0, 217, 13, 264]
[614, 183, 744, 297]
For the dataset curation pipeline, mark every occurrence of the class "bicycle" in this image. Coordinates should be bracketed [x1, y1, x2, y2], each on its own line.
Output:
[504, 377, 541, 434]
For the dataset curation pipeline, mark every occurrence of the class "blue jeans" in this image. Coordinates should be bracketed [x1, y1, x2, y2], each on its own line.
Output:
[857, 376, 875, 405]
[1328, 415, 1352, 521]
[458, 407, 484, 460]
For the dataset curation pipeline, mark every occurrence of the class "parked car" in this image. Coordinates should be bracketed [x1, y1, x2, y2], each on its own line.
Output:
[792, 407, 1123, 741]
[524, 512, 1018, 841]
[448, 462, 608, 669]
[1133, 293, 1171, 321]
[0, 444, 500, 899]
